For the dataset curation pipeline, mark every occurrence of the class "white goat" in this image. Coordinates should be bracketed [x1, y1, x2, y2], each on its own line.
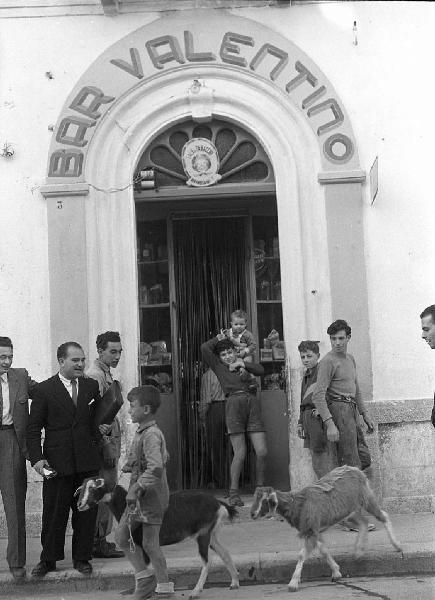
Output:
[250, 465, 402, 592]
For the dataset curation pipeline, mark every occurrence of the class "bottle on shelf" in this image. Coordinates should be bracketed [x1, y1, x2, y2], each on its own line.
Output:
[139, 285, 149, 305]
[142, 242, 154, 261]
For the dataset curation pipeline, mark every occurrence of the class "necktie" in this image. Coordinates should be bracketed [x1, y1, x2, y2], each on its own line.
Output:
[71, 379, 78, 407]
[0, 376, 3, 425]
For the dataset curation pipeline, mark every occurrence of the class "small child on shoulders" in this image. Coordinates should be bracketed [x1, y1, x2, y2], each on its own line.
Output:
[115, 385, 174, 600]
[223, 309, 258, 392]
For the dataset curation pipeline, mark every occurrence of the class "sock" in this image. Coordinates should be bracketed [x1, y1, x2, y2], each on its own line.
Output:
[155, 582, 174, 594]
[135, 567, 154, 580]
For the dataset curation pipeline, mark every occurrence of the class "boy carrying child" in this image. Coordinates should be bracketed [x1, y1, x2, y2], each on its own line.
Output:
[201, 321, 267, 508]
[115, 385, 174, 600]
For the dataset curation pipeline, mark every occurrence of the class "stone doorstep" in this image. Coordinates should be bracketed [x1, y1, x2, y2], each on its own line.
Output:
[1, 543, 433, 597]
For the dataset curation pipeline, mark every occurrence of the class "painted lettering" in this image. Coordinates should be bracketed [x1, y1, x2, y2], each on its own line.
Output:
[69, 86, 115, 120]
[220, 32, 254, 67]
[48, 149, 84, 177]
[302, 85, 326, 109]
[184, 30, 216, 62]
[307, 98, 344, 135]
[56, 116, 96, 147]
[286, 61, 317, 93]
[249, 43, 288, 82]
[323, 133, 354, 163]
[110, 48, 144, 79]
[146, 35, 186, 70]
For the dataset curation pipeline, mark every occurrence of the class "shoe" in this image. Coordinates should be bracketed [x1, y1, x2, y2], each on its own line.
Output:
[31, 561, 56, 577]
[73, 560, 93, 575]
[134, 574, 157, 600]
[10, 567, 26, 580]
[93, 539, 124, 558]
[228, 492, 244, 507]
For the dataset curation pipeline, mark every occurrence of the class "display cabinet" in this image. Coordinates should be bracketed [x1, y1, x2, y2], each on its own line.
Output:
[137, 219, 173, 393]
[252, 215, 286, 392]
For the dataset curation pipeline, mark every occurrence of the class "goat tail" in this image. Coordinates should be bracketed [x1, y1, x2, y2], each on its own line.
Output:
[218, 500, 238, 522]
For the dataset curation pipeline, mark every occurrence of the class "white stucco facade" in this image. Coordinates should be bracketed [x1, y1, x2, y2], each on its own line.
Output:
[0, 1, 434, 522]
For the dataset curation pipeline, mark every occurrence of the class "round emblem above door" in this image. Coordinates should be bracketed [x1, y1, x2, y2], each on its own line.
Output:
[181, 138, 221, 187]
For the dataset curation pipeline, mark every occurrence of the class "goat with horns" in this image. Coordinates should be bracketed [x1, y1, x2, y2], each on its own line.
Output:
[75, 477, 239, 598]
[251, 465, 402, 592]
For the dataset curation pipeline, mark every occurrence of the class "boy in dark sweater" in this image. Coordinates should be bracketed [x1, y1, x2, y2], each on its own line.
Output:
[201, 335, 267, 507]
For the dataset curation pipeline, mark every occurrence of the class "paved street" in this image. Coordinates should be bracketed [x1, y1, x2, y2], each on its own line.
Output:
[8, 576, 435, 600]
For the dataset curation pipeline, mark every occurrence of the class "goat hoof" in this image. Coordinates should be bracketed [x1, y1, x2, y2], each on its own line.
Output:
[189, 592, 201, 599]
[229, 582, 240, 590]
[331, 572, 342, 582]
[288, 583, 299, 592]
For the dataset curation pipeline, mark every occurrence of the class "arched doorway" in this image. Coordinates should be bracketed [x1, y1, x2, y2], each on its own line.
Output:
[134, 118, 289, 490]
[41, 10, 370, 492]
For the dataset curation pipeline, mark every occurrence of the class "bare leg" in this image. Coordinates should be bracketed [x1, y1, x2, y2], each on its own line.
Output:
[142, 524, 168, 584]
[210, 529, 239, 590]
[229, 434, 246, 492]
[317, 534, 342, 581]
[248, 431, 267, 486]
[288, 536, 316, 592]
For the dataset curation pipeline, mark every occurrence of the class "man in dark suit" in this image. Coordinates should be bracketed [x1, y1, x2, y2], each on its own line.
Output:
[27, 342, 102, 577]
[0, 336, 38, 580]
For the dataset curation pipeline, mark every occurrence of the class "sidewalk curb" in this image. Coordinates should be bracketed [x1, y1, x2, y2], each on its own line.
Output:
[2, 544, 434, 596]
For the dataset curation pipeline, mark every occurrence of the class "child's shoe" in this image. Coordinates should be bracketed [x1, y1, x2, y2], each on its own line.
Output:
[150, 582, 175, 598]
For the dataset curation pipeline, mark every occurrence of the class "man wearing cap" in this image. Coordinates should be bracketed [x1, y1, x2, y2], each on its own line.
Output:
[27, 342, 101, 577]
[420, 304, 435, 428]
[0, 336, 38, 580]
[86, 331, 124, 559]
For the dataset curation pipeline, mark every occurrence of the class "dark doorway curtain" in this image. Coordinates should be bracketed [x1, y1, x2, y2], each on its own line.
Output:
[173, 217, 252, 489]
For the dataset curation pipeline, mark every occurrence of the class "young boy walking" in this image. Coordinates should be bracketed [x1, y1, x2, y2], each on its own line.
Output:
[201, 335, 266, 507]
[115, 386, 173, 600]
[297, 340, 335, 478]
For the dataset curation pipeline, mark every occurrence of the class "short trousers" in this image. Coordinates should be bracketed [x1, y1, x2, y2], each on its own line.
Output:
[225, 391, 265, 435]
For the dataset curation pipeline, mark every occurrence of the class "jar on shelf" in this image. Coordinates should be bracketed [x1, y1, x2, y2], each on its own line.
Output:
[142, 243, 154, 261]
[272, 280, 281, 301]
[258, 280, 270, 300]
[139, 285, 149, 304]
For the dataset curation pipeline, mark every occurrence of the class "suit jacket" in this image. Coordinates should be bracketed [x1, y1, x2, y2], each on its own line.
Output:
[6, 367, 38, 457]
[27, 374, 102, 476]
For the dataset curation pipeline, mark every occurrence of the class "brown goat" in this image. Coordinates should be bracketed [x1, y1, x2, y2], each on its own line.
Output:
[250, 465, 402, 591]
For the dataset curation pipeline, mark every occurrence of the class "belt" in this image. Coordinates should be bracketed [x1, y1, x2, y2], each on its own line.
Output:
[0, 424, 14, 430]
[327, 395, 356, 405]
[225, 390, 248, 398]
[300, 403, 315, 412]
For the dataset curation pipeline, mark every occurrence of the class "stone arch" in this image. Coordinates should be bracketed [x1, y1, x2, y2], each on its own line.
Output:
[41, 11, 369, 489]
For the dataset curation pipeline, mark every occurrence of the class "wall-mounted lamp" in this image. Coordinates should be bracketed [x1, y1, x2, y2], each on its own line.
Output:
[190, 79, 202, 94]
[135, 167, 156, 191]
[0, 142, 15, 158]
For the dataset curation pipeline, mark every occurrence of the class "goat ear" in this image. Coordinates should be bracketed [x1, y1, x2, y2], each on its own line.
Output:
[95, 478, 105, 488]
[73, 486, 83, 498]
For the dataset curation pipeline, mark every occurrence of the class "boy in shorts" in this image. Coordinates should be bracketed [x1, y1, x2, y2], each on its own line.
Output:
[201, 335, 267, 507]
[115, 386, 173, 600]
[297, 340, 335, 478]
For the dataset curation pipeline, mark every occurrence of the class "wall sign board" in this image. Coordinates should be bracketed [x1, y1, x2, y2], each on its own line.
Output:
[47, 11, 358, 182]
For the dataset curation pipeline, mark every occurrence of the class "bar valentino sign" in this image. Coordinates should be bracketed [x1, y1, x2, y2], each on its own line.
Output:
[47, 12, 357, 181]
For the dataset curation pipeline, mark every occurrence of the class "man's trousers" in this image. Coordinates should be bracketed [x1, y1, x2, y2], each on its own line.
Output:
[40, 471, 98, 562]
[0, 428, 26, 568]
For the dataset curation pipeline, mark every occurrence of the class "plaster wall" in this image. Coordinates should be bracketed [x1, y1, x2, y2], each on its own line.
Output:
[1, 3, 434, 397]
[0, 3, 433, 529]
